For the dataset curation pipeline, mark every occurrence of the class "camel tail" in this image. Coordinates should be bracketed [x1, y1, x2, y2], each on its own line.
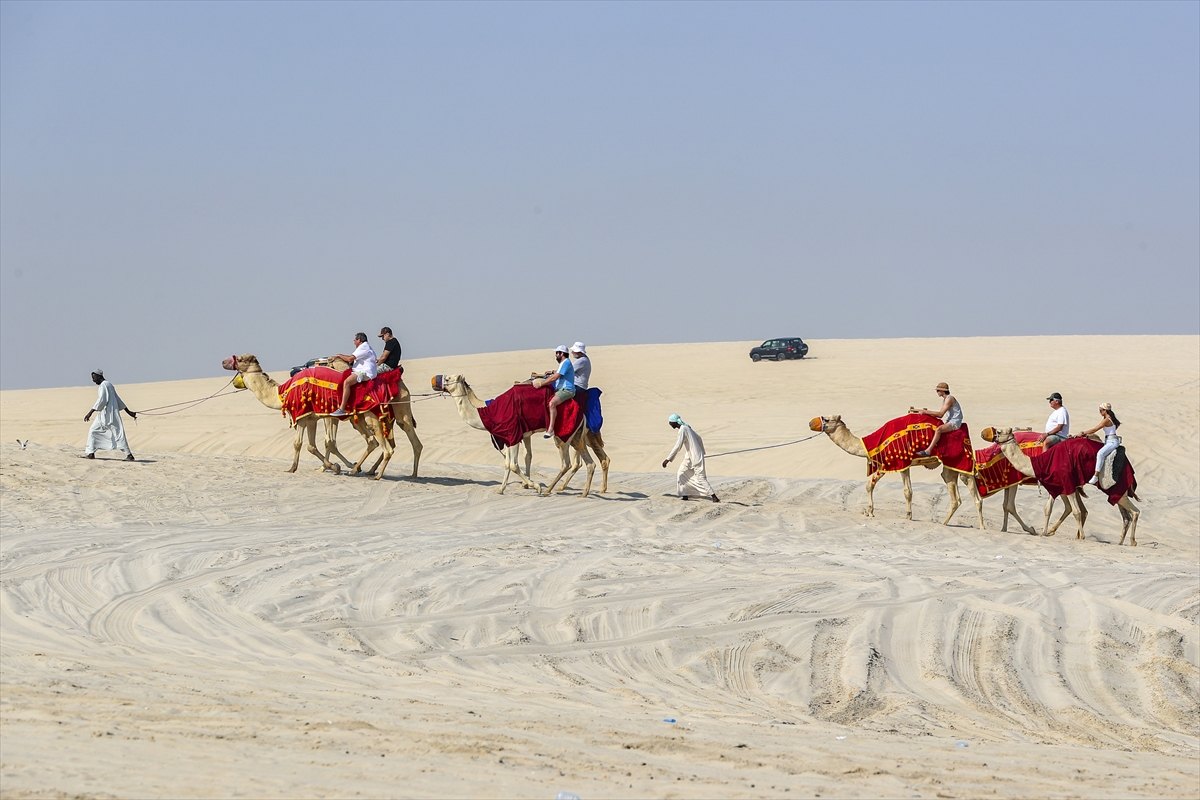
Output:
[588, 429, 605, 449]
[1128, 487, 1139, 501]
[1077, 487, 1089, 499]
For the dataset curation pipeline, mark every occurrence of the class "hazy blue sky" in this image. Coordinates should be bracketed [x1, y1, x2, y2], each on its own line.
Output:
[2, 1, 1197, 390]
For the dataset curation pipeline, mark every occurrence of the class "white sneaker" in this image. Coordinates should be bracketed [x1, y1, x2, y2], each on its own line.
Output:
[1087, 475, 1098, 485]
[544, 432, 554, 439]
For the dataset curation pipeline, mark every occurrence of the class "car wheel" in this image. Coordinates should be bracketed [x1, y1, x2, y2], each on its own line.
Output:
[751, 353, 761, 362]
[778, 352, 789, 361]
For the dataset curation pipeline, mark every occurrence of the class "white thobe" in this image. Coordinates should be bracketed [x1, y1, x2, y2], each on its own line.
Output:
[666, 423, 714, 497]
[86, 381, 131, 454]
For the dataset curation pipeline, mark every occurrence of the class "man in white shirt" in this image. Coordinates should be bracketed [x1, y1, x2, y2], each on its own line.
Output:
[82, 370, 136, 460]
[331, 332, 378, 417]
[569, 342, 591, 391]
[662, 414, 719, 503]
[1039, 392, 1070, 448]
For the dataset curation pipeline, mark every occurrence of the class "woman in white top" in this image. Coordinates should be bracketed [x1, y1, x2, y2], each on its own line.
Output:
[1075, 403, 1121, 485]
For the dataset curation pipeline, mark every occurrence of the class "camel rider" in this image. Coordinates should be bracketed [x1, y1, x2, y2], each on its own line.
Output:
[1038, 392, 1070, 448]
[663, 414, 719, 503]
[377, 327, 401, 373]
[914, 382, 963, 458]
[331, 332, 377, 417]
[1076, 403, 1122, 485]
[569, 342, 591, 391]
[533, 345, 574, 438]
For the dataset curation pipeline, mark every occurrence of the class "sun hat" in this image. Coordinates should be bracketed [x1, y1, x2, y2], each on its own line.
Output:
[1047, 392, 1063, 402]
[571, 342, 587, 355]
[936, 382, 949, 392]
[554, 345, 569, 354]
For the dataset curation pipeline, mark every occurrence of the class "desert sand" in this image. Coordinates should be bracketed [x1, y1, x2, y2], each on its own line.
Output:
[1, 336, 1197, 798]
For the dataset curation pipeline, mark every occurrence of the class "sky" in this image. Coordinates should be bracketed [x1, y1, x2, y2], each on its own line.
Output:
[1, 0, 1197, 390]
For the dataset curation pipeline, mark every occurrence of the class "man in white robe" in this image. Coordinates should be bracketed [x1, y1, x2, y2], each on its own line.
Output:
[83, 370, 136, 460]
[662, 414, 719, 503]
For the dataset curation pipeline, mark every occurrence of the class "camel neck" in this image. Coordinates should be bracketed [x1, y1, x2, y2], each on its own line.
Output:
[451, 387, 487, 430]
[826, 423, 867, 458]
[999, 437, 1036, 477]
[242, 371, 283, 411]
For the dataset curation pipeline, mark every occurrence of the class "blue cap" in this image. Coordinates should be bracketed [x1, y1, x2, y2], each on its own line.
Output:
[668, 414, 684, 425]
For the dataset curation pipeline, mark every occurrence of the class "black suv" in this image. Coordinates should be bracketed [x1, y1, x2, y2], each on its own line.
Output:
[750, 338, 808, 362]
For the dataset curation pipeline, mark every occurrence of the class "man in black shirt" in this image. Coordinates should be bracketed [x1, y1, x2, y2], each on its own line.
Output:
[377, 327, 402, 373]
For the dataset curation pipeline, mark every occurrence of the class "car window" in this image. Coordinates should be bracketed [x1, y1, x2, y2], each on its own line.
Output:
[761, 340, 774, 348]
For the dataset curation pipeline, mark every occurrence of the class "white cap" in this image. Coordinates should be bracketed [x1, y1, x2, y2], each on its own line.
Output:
[571, 341, 586, 354]
[554, 345, 569, 354]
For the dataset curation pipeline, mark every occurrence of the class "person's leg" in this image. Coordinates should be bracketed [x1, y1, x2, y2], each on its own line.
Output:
[917, 423, 949, 458]
[545, 394, 565, 438]
[1044, 434, 1064, 449]
[335, 374, 360, 414]
[1090, 438, 1118, 484]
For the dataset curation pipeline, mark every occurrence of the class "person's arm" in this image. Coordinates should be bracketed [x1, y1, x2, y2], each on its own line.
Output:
[1077, 416, 1106, 437]
[662, 428, 685, 467]
[914, 397, 953, 417]
[85, 385, 106, 421]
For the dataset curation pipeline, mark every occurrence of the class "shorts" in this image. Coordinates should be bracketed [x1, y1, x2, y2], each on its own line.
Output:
[554, 389, 575, 403]
[377, 364, 393, 373]
[352, 368, 375, 382]
[1043, 433, 1065, 447]
[942, 421, 961, 431]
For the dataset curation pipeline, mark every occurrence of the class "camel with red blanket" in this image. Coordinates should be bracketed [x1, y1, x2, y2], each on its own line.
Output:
[223, 354, 421, 480]
[809, 414, 986, 528]
[982, 427, 1140, 545]
[434, 374, 594, 497]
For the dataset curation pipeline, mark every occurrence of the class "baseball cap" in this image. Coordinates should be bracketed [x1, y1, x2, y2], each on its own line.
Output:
[1047, 392, 1063, 402]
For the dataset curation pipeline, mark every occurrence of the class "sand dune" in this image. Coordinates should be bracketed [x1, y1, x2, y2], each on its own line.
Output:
[1, 336, 1197, 798]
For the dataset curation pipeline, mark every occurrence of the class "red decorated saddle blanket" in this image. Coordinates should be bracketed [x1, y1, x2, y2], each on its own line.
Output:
[277, 367, 404, 425]
[974, 432, 1042, 498]
[477, 384, 584, 449]
[860, 414, 974, 476]
[1030, 437, 1136, 505]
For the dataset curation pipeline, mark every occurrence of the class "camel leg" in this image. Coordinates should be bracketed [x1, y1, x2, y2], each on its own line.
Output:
[966, 475, 986, 530]
[941, 469, 962, 526]
[364, 435, 393, 476]
[542, 438, 575, 496]
[496, 447, 513, 494]
[523, 437, 533, 481]
[560, 448, 584, 492]
[590, 436, 611, 493]
[556, 435, 594, 497]
[1074, 490, 1089, 540]
[349, 418, 379, 474]
[322, 418, 356, 470]
[1117, 495, 1139, 546]
[363, 415, 394, 481]
[1004, 486, 1037, 535]
[304, 418, 340, 473]
[901, 469, 913, 520]
[400, 420, 422, 478]
[865, 473, 880, 517]
[1044, 495, 1072, 536]
[288, 421, 305, 473]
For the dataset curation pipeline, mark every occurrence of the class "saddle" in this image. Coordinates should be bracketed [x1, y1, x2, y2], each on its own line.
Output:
[1098, 445, 1128, 492]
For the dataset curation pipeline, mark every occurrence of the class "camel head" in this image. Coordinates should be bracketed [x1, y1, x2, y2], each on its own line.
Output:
[432, 374, 468, 396]
[222, 354, 264, 374]
[982, 427, 1013, 444]
[809, 415, 842, 433]
[222, 354, 268, 389]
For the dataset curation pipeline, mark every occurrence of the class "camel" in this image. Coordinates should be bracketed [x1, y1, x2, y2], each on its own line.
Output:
[435, 374, 594, 497]
[982, 427, 1140, 545]
[224, 354, 421, 481]
[810, 415, 986, 528]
